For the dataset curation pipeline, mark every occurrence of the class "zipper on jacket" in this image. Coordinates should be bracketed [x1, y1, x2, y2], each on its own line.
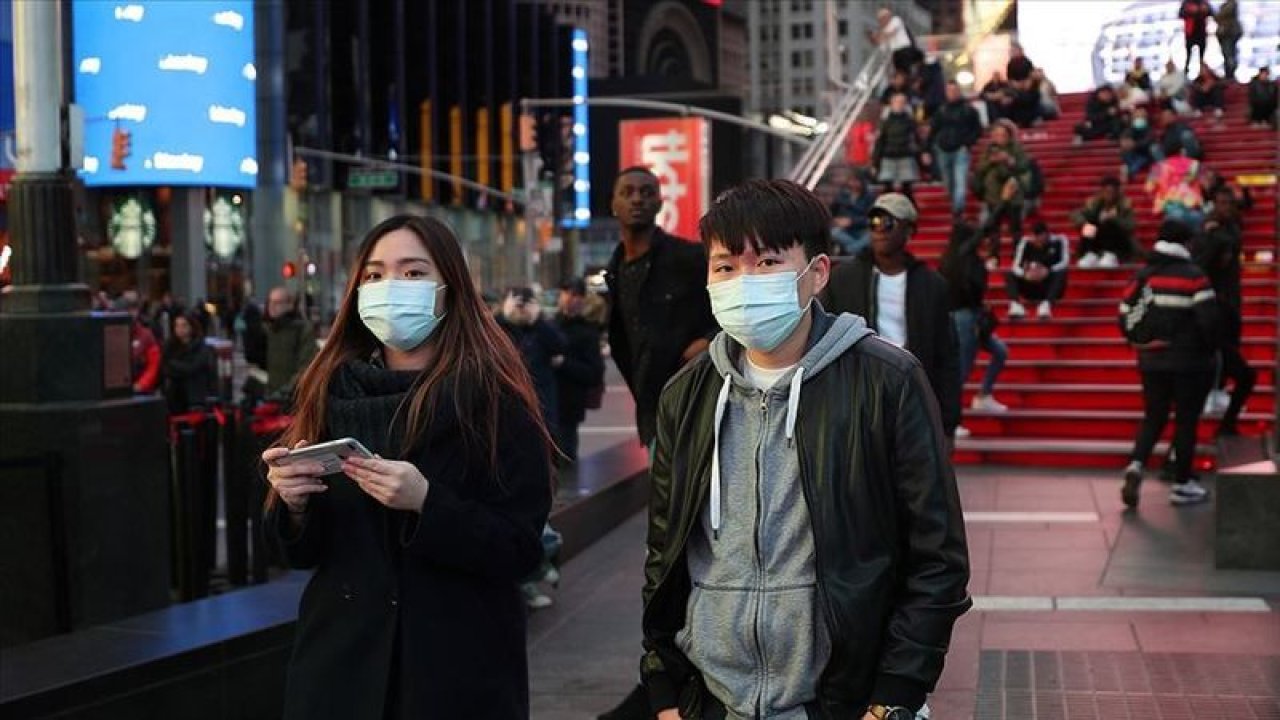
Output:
[752, 390, 768, 717]
[794, 425, 839, 695]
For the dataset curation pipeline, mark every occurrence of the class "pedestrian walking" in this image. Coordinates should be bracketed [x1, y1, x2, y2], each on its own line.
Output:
[554, 279, 605, 464]
[264, 286, 318, 399]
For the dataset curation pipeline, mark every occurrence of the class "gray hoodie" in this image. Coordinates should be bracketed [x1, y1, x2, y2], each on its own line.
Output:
[676, 310, 874, 719]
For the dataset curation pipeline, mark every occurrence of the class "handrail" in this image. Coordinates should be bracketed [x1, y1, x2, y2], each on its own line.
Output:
[789, 49, 890, 190]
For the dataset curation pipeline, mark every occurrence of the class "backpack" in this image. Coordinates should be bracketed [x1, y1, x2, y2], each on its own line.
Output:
[1119, 267, 1173, 345]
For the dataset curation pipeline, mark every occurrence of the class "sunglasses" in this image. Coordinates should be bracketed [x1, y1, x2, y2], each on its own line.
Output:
[868, 214, 900, 232]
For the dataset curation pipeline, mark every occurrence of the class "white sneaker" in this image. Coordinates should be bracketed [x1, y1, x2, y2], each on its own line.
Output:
[1099, 252, 1120, 268]
[971, 394, 1009, 412]
[1203, 389, 1231, 416]
[1078, 253, 1099, 268]
[985, 256, 1000, 271]
[1170, 479, 1210, 505]
[1037, 300, 1053, 319]
[955, 425, 972, 438]
[1008, 301, 1026, 318]
[521, 583, 553, 609]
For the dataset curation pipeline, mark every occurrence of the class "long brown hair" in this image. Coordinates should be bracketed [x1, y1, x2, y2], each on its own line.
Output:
[266, 215, 554, 508]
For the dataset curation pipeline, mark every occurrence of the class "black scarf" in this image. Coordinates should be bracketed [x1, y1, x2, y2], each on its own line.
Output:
[326, 360, 421, 457]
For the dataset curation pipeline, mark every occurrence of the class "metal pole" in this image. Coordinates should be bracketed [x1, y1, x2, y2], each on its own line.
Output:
[13, 0, 60, 173]
[519, 97, 816, 147]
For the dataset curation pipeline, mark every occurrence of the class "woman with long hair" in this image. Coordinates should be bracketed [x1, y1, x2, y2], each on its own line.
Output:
[263, 215, 554, 719]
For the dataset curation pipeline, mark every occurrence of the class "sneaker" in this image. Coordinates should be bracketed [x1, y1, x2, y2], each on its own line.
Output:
[985, 256, 1000, 271]
[1007, 300, 1026, 319]
[1072, 135, 1084, 146]
[1078, 253, 1100, 268]
[1214, 108, 1224, 119]
[1170, 479, 1210, 505]
[1037, 300, 1053, 319]
[541, 564, 561, 587]
[1119, 164, 1130, 184]
[1121, 461, 1143, 509]
[954, 425, 972, 438]
[1099, 252, 1120, 268]
[1203, 389, 1231, 416]
[971, 394, 1009, 412]
[521, 583, 553, 609]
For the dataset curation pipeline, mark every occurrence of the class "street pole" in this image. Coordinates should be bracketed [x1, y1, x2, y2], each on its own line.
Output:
[0, 0, 171, 643]
[4, 0, 84, 313]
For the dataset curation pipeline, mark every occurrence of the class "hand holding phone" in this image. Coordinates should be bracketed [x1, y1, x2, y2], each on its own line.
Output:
[273, 437, 375, 475]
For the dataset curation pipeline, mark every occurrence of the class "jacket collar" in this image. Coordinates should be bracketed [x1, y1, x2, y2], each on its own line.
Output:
[607, 226, 673, 275]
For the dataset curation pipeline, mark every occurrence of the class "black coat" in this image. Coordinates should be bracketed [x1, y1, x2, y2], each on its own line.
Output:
[606, 230, 717, 445]
[555, 313, 605, 426]
[873, 111, 919, 162]
[499, 317, 567, 434]
[929, 100, 982, 153]
[161, 339, 216, 413]
[270, 361, 552, 719]
[823, 252, 962, 434]
[642, 310, 970, 714]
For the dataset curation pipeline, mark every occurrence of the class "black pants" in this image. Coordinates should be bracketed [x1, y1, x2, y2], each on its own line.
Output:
[557, 413, 581, 463]
[1075, 115, 1121, 140]
[985, 202, 1023, 261]
[1006, 270, 1067, 303]
[1249, 100, 1278, 127]
[1220, 35, 1240, 79]
[1130, 369, 1214, 481]
[1217, 310, 1257, 431]
[1079, 221, 1138, 260]
[1185, 33, 1207, 73]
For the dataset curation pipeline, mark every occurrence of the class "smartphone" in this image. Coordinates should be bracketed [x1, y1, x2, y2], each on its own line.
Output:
[272, 437, 374, 476]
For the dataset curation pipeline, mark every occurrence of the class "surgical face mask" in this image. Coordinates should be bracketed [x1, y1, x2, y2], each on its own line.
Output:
[1133, 117, 1148, 129]
[707, 260, 817, 352]
[358, 279, 445, 351]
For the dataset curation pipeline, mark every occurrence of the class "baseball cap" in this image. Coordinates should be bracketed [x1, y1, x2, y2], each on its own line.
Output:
[869, 193, 918, 223]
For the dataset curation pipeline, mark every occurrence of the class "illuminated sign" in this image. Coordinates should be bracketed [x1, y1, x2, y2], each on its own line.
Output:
[72, 1, 257, 188]
[618, 117, 711, 242]
[566, 29, 591, 229]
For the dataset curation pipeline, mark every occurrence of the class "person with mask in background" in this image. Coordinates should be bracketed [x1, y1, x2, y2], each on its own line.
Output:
[263, 215, 554, 717]
[161, 311, 217, 414]
[641, 179, 969, 720]
[265, 286, 318, 402]
[824, 193, 962, 442]
[553, 279, 605, 465]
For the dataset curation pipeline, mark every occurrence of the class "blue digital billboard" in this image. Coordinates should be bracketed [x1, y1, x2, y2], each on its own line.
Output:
[1, 0, 14, 171]
[72, 1, 257, 188]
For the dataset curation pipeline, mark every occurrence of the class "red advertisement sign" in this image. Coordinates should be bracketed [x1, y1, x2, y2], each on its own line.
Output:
[618, 117, 710, 242]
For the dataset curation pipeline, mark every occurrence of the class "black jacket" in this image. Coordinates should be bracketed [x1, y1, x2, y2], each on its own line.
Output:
[499, 317, 567, 433]
[161, 339, 217, 413]
[873, 111, 919, 162]
[823, 253, 962, 434]
[606, 230, 717, 445]
[270, 361, 552, 719]
[554, 313, 605, 425]
[641, 310, 971, 715]
[1194, 216, 1244, 312]
[929, 100, 982, 153]
[266, 313, 317, 395]
[1119, 249, 1218, 373]
[1248, 77, 1278, 111]
[939, 235, 988, 311]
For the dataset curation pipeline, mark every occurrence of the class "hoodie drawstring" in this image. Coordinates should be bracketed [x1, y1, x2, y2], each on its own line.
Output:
[785, 367, 805, 447]
[710, 373, 732, 540]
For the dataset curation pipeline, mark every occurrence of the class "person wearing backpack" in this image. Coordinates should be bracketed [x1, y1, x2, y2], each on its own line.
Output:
[1117, 220, 1218, 509]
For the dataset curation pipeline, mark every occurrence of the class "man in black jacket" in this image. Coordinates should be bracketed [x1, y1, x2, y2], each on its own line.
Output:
[824, 193, 962, 439]
[1195, 189, 1255, 436]
[554, 279, 605, 463]
[605, 167, 718, 449]
[1248, 67, 1278, 129]
[1119, 220, 1218, 508]
[926, 81, 983, 218]
[642, 179, 969, 720]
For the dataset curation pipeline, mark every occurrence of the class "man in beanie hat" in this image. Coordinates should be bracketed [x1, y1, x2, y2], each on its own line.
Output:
[824, 193, 961, 439]
[1118, 220, 1218, 509]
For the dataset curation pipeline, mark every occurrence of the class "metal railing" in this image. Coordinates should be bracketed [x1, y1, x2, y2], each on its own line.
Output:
[788, 48, 891, 190]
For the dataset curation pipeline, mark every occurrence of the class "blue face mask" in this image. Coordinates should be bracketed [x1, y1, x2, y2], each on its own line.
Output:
[1133, 117, 1148, 129]
[358, 279, 446, 351]
[707, 260, 817, 352]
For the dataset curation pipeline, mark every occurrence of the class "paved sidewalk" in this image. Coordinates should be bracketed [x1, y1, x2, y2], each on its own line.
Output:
[527, 467, 1280, 719]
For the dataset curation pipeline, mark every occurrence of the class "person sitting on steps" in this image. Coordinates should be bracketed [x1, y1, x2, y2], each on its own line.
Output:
[1005, 220, 1069, 320]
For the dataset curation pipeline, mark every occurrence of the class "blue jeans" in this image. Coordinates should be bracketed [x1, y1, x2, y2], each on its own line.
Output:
[935, 145, 970, 214]
[832, 227, 870, 256]
[953, 308, 1008, 396]
[1122, 148, 1152, 176]
[1162, 203, 1205, 231]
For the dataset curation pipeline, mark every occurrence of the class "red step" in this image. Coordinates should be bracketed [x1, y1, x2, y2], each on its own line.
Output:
[959, 408, 1272, 442]
[962, 383, 1277, 413]
[994, 315, 1275, 340]
[985, 337, 1275, 363]
[973, 360, 1277, 386]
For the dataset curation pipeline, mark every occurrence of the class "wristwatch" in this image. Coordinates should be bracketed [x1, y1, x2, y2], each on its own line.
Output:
[868, 705, 915, 720]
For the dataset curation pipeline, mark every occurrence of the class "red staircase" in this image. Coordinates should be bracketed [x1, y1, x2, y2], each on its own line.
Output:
[909, 85, 1278, 469]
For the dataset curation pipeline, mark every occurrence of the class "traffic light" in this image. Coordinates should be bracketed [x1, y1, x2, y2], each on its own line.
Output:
[289, 158, 308, 191]
[281, 261, 297, 279]
[519, 113, 536, 152]
[110, 128, 131, 170]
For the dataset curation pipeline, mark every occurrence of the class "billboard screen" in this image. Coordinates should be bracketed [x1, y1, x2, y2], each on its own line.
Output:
[72, 0, 257, 188]
[618, 117, 710, 242]
[1018, 0, 1280, 93]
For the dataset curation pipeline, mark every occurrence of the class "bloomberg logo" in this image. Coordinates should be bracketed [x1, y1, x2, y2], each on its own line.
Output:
[73, 1, 256, 189]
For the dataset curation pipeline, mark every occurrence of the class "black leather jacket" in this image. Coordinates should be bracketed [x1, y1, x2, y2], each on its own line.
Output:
[641, 311, 971, 716]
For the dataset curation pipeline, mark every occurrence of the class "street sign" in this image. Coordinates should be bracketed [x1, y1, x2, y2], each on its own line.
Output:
[347, 168, 399, 189]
